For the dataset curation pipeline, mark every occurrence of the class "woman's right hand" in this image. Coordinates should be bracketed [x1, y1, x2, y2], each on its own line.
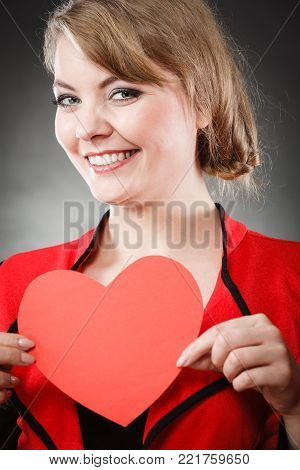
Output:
[0, 332, 35, 405]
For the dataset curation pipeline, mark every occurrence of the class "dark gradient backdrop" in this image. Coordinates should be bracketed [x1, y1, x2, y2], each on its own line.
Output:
[0, 0, 299, 260]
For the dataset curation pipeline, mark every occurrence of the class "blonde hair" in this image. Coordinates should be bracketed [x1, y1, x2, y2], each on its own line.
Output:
[43, 0, 268, 201]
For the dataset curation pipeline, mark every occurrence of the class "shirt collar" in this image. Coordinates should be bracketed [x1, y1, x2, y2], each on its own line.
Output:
[222, 205, 248, 256]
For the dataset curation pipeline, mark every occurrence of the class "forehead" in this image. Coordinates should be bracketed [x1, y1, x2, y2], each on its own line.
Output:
[53, 34, 117, 92]
[54, 34, 91, 72]
[53, 33, 188, 106]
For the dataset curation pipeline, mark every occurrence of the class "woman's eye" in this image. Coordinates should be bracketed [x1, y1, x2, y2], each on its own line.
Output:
[51, 88, 141, 110]
[109, 88, 142, 102]
[51, 95, 80, 109]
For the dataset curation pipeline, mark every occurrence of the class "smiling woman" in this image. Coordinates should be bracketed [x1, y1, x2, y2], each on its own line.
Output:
[0, 0, 300, 454]
[44, 0, 261, 199]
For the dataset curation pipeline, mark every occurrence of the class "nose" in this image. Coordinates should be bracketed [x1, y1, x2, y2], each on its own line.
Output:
[75, 107, 112, 141]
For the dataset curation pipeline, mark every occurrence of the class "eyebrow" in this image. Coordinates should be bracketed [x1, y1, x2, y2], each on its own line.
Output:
[52, 75, 120, 91]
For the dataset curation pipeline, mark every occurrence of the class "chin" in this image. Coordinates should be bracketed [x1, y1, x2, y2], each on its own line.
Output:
[88, 187, 124, 205]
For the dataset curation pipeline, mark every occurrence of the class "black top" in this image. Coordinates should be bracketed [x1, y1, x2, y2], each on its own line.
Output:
[0, 399, 148, 450]
[0, 399, 21, 449]
[0, 393, 148, 450]
[76, 403, 148, 449]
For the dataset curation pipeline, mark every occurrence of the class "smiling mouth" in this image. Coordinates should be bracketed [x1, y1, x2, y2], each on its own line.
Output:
[85, 149, 141, 173]
[86, 149, 140, 167]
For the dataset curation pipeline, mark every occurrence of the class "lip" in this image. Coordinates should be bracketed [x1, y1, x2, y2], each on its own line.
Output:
[86, 150, 141, 174]
[84, 149, 139, 158]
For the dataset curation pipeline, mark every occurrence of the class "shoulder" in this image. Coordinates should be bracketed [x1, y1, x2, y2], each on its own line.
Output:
[230, 228, 300, 356]
[231, 228, 300, 290]
[1, 240, 68, 268]
[0, 226, 95, 274]
[234, 228, 300, 273]
[246, 228, 300, 249]
[229, 224, 300, 297]
[0, 228, 95, 331]
[0, 243, 64, 282]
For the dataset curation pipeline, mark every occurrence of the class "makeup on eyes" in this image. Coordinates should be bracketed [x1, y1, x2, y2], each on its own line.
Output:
[51, 88, 142, 109]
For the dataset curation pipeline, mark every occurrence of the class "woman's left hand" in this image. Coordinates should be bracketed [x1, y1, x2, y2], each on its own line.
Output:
[176, 313, 300, 416]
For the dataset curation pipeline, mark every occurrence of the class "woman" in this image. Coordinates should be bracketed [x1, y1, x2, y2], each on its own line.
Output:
[0, 0, 300, 450]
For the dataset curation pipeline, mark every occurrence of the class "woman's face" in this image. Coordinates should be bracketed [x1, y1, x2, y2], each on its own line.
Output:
[53, 34, 207, 205]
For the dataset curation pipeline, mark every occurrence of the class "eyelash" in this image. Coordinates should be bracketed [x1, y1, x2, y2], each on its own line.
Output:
[51, 88, 142, 109]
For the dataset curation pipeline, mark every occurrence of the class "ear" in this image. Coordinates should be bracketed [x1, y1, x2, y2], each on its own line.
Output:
[196, 110, 210, 130]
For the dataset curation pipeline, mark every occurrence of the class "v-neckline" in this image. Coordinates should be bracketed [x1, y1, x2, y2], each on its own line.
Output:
[72, 203, 248, 318]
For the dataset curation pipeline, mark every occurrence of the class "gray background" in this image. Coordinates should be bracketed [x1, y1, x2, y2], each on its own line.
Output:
[0, 0, 299, 260]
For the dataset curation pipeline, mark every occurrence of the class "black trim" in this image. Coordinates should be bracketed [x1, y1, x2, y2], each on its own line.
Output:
[6, 320, 58, 449]
[9, 390, 58, 450]
[0, 313, 21, 450]
[70, 208, 110, 271]
[143, 377, 230, 449]
[216, 203, 251, 316]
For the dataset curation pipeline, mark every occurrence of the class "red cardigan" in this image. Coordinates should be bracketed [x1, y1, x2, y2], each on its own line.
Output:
[0, 203, 299, 450]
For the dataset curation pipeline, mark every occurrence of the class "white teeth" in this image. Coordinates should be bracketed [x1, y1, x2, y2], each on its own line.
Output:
[88, 150, 138, 166]
[104, 155, 111, 164]
[118, 153, 126, 161]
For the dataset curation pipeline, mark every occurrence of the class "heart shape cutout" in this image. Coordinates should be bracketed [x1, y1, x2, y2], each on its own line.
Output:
[18, 255, 203, 426]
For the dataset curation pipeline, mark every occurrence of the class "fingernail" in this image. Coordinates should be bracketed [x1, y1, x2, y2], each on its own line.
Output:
[21, 352, 35, 364]
[176, 354, 188, 367]
[18, 338, 35, 349]
[10, 376, 20, 384]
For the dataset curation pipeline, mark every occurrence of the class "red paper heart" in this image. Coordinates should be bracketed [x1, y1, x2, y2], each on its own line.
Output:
[18, 255, 203, 426]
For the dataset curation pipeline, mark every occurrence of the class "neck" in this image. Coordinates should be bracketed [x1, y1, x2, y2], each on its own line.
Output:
[101, 166, 220, 257]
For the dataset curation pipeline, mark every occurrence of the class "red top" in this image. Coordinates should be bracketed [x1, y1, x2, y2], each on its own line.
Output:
[0, 203, 299, 450]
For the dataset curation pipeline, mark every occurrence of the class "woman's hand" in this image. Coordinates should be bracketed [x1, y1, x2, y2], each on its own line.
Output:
[176, 313, 300, 416]
[0, 332, 35, 406]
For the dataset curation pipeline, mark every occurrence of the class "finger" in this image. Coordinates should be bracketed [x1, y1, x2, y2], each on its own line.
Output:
[222, 345, 273, 382]
[177, 326, 219, 366]
[0, 370, 20, 388]
[185, 353, 220, 371]
[177, 313, 271, 366]
[210, 326, 280, 370]
[0, 332, 35, 350]
[0, 346, 35, 366]
[232, 365, 280, 392]
[180, 326, 262, 368]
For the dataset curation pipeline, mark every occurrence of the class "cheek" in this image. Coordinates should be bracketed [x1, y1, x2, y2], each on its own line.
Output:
[128, 103, 180, 150]
[55, 113, 76, 153]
